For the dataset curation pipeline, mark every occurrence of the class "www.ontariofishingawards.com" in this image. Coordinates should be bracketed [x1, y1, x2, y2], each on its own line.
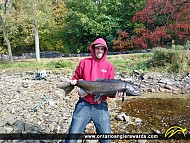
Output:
[83, 134, 159, 140]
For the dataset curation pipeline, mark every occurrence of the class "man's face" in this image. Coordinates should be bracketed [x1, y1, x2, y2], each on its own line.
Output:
[94, 46, 105, 60]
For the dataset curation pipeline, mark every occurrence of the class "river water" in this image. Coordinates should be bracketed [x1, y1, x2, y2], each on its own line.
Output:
[114, 93, 190, 142]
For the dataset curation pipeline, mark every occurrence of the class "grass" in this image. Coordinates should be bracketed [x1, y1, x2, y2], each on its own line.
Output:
[0, 51, 189, 74]
[151, 47, 190, 74]
[107, 53, 152, 73]
[0, 58, 78, 72]
[0, 54, 153, 74]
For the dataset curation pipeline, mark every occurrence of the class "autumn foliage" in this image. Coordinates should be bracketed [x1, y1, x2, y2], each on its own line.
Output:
[114, 0, 190, 50]
[112, 30, 134, 51]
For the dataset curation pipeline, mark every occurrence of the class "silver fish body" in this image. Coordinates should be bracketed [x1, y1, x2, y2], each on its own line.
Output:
[57, 79, 141, 103]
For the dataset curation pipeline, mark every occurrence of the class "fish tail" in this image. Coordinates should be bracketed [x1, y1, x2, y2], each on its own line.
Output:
[78, 88, 88, 97]
[57, 81, 74, 95]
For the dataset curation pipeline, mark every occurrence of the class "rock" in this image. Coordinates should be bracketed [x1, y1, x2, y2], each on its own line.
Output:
[115, 112, 126, 121]
[13, 120, 25, 132]
[166, 85, 181, 92]
[159, 87, 167, 92]
[115, 112, 132, 124]
[147, 88, 156, 93]
[0, 127, 6, 133]
[6, 116, 16, 125]
[137, 140, 147, 143]
[0, 70, 189, 142]
[134, 118, 142, 125]
[140, 72, 152, 80]
[133, 70, 142, 76]
[22, 82, 29, 88]
[0, 119, 7, 127]
[151, 128, 161, 134]
[120, 72, 129, 79]
[5, 127, 13, 133]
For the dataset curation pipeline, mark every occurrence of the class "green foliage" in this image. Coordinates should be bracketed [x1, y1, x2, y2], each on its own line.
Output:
[62, 0, 123, 52]
[0, 0, 66, 55]
[184, 40, 190, 50]
[39, 1, 69, 53]
[61, 0, 147, 53]
[108, 53, 152, 73]
[118, 0, 147, 30]
[55, 60, 72, 68]
[2, 0, 189, 56]
[152, 47, 190, 73]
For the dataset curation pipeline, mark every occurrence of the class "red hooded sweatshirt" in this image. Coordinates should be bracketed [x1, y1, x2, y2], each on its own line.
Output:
[72, 38, 114, 104]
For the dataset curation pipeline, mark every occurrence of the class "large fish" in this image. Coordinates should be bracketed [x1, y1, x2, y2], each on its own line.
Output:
[57, 79, 141, 103]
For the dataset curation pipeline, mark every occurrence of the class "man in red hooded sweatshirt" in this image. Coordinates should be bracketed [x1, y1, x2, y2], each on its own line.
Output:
[64, 38, 121, 143]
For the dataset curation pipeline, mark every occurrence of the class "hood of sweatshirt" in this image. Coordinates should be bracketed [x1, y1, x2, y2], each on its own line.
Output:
[90, 38, 108, 62]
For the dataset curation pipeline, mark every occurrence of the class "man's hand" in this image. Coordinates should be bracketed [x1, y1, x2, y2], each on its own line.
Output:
[70, 79, 77, 85]
[115, 91, 126, 99]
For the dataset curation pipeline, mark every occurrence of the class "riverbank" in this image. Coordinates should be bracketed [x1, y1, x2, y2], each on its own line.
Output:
[0, 70, 189, 143]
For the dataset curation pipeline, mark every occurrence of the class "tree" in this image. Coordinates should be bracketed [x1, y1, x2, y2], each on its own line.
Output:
[132, 0, 190, 49]
[33, 1, 40, 62]
[112, 30, 134, 51]
[63, 0, 121, 53]
[9, 0, 52, 61]
[40, 0, 68, 52]
[0, 0, 69, 55]
[28, 0, 53, 62]
[116, 0, 147, 30]
[111, 0, 147, 51]
[0, 0, 13, 61]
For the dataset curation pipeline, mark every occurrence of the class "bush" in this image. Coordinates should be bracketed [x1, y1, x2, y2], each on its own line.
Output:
[55, 60, 71, 68]
[151, 46, 190, 73]
[184, 40, 190, 50]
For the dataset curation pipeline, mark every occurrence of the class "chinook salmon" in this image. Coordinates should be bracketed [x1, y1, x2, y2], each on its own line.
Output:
[57, 79, 141, 103]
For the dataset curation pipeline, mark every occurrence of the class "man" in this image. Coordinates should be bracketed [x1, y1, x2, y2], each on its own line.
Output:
[64, 38, 122, 143]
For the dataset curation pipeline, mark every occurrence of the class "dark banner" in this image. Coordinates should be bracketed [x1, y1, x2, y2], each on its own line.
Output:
[0, 133, 189, 140]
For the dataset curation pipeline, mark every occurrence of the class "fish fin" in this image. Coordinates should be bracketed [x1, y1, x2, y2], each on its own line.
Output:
[95, 78, 106, 81]
[94, 94, 103, 104]
[57, 82, 74, 95]
[122, 96, 124, 102]
[96, 78, 120, 83]
[78, 88, 88, 97]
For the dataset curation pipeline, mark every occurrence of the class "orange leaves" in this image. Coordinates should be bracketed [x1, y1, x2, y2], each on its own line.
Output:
[117, 30, 129, 38]
[113, 30, 134, 51]
[134, 27, 146, 35]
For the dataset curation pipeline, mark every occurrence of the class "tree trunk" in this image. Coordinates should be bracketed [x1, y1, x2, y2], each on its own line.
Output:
[0, 15, 13, 62]
[34, 19, 40, 62]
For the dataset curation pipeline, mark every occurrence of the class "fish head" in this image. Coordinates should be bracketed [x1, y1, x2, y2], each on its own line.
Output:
[125, 83, 141, 96]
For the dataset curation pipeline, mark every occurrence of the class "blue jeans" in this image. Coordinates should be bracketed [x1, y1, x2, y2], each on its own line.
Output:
[65, 98, 111, 143]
